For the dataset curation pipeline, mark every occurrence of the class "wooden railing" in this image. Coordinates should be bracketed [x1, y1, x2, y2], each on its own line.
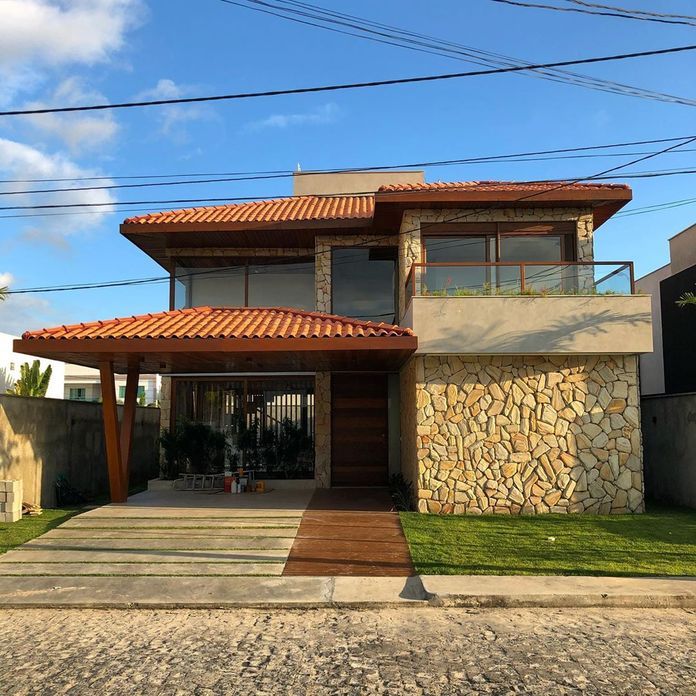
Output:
[404, 261, 635, 304]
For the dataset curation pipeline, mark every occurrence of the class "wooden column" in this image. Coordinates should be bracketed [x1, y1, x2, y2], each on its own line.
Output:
[99, 360, 125, 503]
[119, 365, 140, 499]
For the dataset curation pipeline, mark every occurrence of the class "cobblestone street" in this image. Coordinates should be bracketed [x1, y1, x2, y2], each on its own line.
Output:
[0, 607, 694, 695]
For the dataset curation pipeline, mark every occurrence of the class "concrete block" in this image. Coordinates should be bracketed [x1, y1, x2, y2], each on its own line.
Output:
[3, 492, 20, 507]
[0, 492, 7, 503]
[1, 510, 21, 523]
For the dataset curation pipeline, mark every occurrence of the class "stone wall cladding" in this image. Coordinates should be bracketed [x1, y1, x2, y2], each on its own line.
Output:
[412, 354, 643, 515]
[314, 372, 331, 487]
[398, 207, 594, 321]
[315, 234, 398, 312]
[159, 376, 171, 434]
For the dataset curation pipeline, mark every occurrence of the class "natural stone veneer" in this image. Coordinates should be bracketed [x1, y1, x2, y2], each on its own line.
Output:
[402, 354, 643, 515]
[314, 372, 331, 487]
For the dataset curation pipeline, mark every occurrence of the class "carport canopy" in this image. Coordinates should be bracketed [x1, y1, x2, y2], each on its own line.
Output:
[13, 306, 417, 503]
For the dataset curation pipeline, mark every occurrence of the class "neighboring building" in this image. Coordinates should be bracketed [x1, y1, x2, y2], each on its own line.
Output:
[0, 332, 65, 399]
[14, 172, 652, 513]
[63, 364, 161, 405]
[636, 222, 696, 395]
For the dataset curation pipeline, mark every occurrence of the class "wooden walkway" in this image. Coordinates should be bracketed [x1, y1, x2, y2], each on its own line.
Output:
[282, 488, 414, 577]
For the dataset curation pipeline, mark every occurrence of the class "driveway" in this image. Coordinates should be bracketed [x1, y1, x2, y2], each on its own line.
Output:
[0, 487, 314, 577]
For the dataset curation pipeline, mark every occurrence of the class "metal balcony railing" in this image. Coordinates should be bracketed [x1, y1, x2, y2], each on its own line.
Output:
[404, 261, 635, 304]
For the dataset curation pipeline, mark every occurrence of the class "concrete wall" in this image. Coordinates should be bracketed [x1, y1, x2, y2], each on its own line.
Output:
[669, 223, 696, 276]
[641, 392, 696, 509]
[292, 170, 424, 196]
[0, 394, 160, 507]
[404, 295, 653, 356]
[636, 264, 671, 395]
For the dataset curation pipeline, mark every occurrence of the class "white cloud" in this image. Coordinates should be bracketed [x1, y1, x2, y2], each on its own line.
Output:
[0, 137, 117, 236]
[247, 103, 340, 131]
[0, 292, 56, 335]
[21, 78, 118, 152]
[0, 272, 14, 287]
[0, 0, 144, 67]
[135, 79, 209, 143]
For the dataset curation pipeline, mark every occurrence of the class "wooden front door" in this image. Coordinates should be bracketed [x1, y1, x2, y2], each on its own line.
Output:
[331, 373, 389, 487]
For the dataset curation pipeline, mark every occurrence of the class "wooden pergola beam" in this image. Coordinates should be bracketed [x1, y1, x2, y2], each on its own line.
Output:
[99, 360, 126, 504]
[119, 364, 140, 499]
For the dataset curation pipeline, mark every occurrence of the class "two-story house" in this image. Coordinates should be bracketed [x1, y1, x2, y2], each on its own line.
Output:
[15, 171, 652, 512]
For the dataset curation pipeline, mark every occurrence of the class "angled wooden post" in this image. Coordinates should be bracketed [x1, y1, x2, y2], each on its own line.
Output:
[119, 364, 140, 499]
[99, 360, 125, 503]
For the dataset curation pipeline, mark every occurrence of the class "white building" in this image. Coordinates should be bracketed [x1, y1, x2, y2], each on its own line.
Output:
[0, 332, 66, 399]
[63, 364, 161, 406]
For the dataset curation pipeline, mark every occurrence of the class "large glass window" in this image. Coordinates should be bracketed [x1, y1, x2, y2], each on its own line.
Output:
[174, 258, 314, 310]
[173, 377, 315, 479]
[420, 223, 575, 295]
[332, 247, 397, 323]
[247, 260, 315, 309]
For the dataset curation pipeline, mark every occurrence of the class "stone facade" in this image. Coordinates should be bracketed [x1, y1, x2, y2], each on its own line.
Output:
[159, 376, 171, 435]
[314, 372, 331, 487]
[398, 207, 594, 321]
[315, 234, 398, 312]
[403, 354, 643, 515]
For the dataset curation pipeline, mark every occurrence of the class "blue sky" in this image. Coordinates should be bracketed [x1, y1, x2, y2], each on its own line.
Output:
[0, 0, 693, 334]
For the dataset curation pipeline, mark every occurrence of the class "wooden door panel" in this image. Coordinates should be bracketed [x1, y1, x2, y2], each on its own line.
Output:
[331, 374, 389, 487]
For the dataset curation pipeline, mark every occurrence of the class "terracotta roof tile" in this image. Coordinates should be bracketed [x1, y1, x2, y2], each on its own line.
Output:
[22, 307, 414, 341]
[377, 180, 630, 193]
[123, 195, 375, 226]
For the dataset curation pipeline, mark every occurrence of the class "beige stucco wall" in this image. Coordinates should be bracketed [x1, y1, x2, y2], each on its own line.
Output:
[401, 354, 643, 515]
[404, 295, 653, 355]
[397, 207, 595, 322]
[293, 170, 424, 196]
[668, 222, 696, 275]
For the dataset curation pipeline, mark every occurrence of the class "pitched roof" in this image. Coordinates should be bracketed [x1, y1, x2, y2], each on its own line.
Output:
[377, 180, 631, 193]
[123, 195, 374, 226]
[22, 306, 414, 341]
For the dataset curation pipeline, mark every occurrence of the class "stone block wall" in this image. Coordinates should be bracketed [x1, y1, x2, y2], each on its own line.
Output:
[0, 480, 22, 522]
[402, 354, 643, 515]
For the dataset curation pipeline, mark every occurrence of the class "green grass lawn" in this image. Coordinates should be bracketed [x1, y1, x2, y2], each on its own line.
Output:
[400, 505, 696, 577]
[0, 508, 83, 555]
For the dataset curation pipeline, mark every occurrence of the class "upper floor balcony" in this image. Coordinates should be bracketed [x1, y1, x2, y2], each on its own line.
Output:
[402, 261, 652, 355]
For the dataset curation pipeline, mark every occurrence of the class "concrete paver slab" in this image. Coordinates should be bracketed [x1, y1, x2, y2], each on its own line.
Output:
[62, 517, 302, 529]
[43, 528, 298, 539]
[1, 548, 290, 564]
[0, 563, 285, 576]
[20, 537, 295, 550]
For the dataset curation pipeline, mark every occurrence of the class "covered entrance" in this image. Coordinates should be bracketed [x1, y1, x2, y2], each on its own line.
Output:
[331, 373, 389, 486]
[13, 306, 416, 502]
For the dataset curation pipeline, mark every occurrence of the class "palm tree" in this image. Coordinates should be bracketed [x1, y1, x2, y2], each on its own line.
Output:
[677, 292, 696, 308]
[0, 286, 7, 302]
[7, 360, 53, 397]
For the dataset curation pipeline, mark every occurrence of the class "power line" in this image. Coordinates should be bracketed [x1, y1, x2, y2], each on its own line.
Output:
[490, 0, 696, 26]
[222, 0, 695, 106]
[6, 135, 695, 296]
[0, 45, 694, 117]
[1, 135, 694, 196]
[1, 165, 695, 213]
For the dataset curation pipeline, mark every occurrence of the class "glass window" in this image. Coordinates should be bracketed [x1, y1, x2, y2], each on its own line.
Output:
[499, 235, 565, 293]
[247, 259, 315, 310]
[69, 388, 86, 401]
[331, 248, 396, 323]
[187, 267, 245, 307]
[423, 236, 493, 295]
[118, 385, 145, 400]
[173, 378, 314, 479]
